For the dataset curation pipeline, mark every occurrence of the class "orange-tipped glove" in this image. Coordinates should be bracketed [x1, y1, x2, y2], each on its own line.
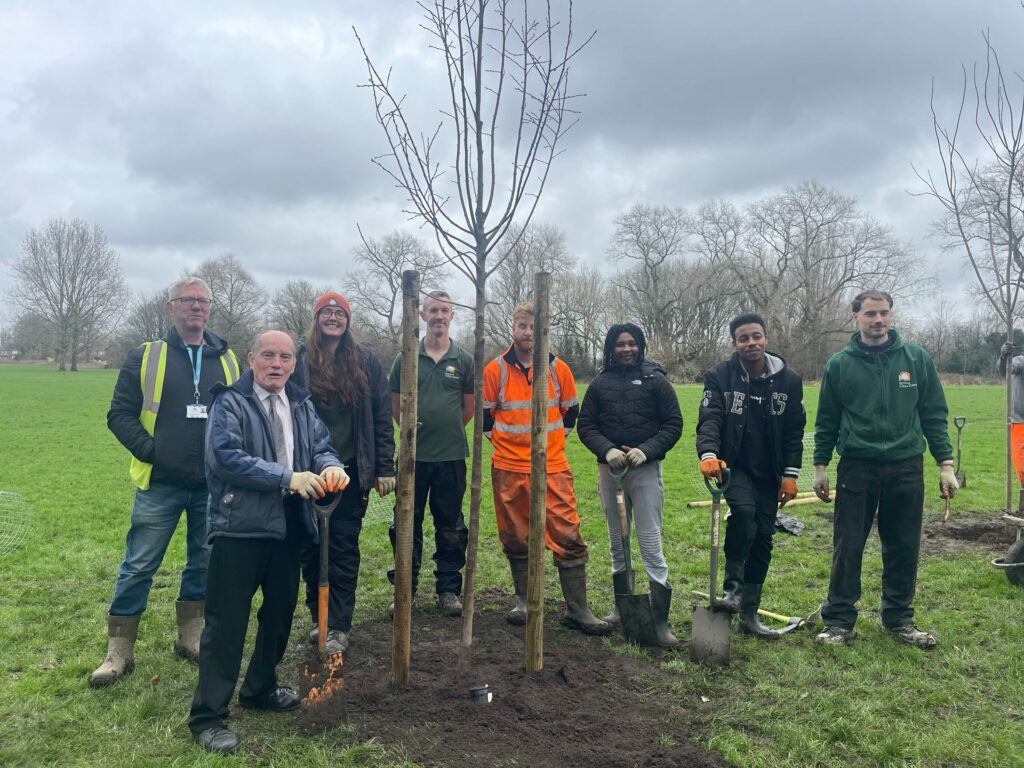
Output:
[320, 466, 350, 493]
[778, 477, 798, 506]
[290, 471, 327, 500]
[699, 457, 727, 481]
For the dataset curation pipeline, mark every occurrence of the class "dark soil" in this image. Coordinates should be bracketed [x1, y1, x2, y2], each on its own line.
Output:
[293, 589, 733, 768]
[920, 514, 1017, 557]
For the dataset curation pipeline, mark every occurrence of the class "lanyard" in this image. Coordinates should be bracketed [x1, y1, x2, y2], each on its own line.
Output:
[184, 344, 204, 404]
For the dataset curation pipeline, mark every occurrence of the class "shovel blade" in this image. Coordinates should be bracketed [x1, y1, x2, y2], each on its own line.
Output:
[955, 472, 966, 489]
[691, 605, 731, 664]
[616, 592, 659, 647]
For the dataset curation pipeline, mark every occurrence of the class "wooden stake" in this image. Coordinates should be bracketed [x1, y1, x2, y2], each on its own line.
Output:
[391, 270, 419, 687]
[526, 272, 551, 673]
[685, 491, 817, 508]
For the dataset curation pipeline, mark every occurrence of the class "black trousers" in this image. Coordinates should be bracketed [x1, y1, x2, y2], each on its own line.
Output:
[722, 468, 779, 585]
[821, 455, 924, 630]
[300, 463, 368, 632]
[388, 460, 468, 595]
[187, 523, 301, 735]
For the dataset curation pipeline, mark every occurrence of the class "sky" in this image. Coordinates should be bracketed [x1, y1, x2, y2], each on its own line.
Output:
[2, 0, 1024, 324]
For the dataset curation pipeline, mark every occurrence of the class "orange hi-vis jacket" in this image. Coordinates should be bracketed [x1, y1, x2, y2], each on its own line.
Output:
[482, 344, 579, 473]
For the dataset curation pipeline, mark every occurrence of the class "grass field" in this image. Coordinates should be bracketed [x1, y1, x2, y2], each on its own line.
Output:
[1, 364, 1022, 767]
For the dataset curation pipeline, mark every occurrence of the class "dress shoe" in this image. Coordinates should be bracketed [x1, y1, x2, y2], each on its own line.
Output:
[194, 725, 240, 753]
[238, 686, 300, 712]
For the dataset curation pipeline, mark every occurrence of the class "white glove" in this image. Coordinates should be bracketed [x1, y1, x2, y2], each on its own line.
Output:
[375, 476, 397, 497]
[290, 471, 327, 500]
[625, 447, 647, 467]
[939, 463, 959, 499]
[605, 448, 628, 471]
[813, 465, 831, 502]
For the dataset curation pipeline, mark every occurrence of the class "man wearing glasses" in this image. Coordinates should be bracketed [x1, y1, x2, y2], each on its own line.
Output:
[90, 277, 240, 687]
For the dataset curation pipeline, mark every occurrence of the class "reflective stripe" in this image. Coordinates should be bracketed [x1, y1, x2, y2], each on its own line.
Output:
[549, 359, 560, 404]
[497, 357, 509, 406]
[220, 349, 240, 383]
[560, 396, 578, 408]
[140, 340, 164, 414]
[482, 400, 497, 409]
[494, 419, 564, 434]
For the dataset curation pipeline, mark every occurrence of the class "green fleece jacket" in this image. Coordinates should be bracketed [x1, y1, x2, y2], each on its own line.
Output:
[813, 330, 953, 465]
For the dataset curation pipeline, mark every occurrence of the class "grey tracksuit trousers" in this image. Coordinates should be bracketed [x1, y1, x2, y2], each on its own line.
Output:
[597, 461, 669, 587]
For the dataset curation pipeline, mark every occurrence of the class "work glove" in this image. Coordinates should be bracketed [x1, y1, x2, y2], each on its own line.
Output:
[813, 465, 831, 502]
[375, 476, 397, 497]
[939, 463, 959, 499]
[699, 456, 727, 481]
[1001, 341, 1014, 359]
[625, 447, 647, 467]
[778, 477, 798, 506]
[605, 448, 628, 471]
[321, 466, 350, 493]
[290, 471, 327, 500]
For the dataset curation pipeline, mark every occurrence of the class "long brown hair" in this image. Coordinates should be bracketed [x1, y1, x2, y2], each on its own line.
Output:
[305, 316, 368, 410]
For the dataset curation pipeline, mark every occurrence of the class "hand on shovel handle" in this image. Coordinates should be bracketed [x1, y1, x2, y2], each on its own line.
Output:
[321, 466, 350, 493]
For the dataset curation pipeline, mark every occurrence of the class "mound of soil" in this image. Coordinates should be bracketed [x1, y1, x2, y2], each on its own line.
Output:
[294, 590, 732, 768]
[920, 514, 1017, 557]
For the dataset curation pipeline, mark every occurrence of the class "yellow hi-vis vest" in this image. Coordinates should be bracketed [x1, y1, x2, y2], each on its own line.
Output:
[129, 340, 241, 490]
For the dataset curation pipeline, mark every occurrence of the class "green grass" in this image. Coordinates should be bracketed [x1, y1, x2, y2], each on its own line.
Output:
[0, 365, 1022, 767]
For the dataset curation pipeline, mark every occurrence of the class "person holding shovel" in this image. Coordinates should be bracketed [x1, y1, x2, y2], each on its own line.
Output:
[813, 290, 957, 648]
[577, 323, 683, 647]
[483, 301, 611, 635]
[696, 312, 806, 639]
[188, 330, 346, 754]
[294, 292, 396, 656]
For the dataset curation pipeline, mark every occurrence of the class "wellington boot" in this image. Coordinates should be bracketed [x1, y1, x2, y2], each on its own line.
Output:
[648, 580, 680, 648]
[173, 600, 204, 663]
[558, 565, 613, 636]
[718, 560, 744, 613]
[603, 570, 631, 626]
[89, 614, 140, 687]
[738, 583, 781, 640]
[506, 557, 528, 626]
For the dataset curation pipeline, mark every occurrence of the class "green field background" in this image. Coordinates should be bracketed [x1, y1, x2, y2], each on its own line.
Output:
[1, 365, 1022, 767]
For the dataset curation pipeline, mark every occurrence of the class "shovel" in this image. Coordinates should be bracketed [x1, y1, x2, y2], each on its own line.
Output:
[953, 417, 966, 488]
[691, 470, 732, 665]
[608, 467, 659, 646]
[314, 491, 343, 660]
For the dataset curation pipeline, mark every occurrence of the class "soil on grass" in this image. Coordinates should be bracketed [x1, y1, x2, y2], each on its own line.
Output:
[920, 513, 1017, 556]
[295, 589, 733, 768]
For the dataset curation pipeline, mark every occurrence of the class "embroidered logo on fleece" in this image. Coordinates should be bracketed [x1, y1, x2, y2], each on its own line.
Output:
[898, 370, 916, 389]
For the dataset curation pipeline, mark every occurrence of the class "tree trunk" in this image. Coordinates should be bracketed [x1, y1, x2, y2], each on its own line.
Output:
[1009, 321, 1015, 513]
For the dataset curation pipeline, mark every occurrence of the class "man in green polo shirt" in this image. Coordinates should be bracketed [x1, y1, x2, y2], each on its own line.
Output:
[388, 290, 475, 616]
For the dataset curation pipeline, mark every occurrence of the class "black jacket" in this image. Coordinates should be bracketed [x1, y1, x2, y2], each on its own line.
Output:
[293, 343, 395, 492]
[206, 369, 340, 542]
[578, 360, 683, 463]
[696, 352, 805, 479]
[107, 327, 232, 488]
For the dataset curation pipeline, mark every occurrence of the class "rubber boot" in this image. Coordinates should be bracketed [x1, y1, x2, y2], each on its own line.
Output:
[173, 600, 204, 663]
[558, 565, 613, 636]
[738, 583, 781, 640]
[648, 580, 680, 648]
[88, 614, 140, 687]
[603, 570, 630, 626]
[718, 560, 744, 613]
[506, 557, 528, 626]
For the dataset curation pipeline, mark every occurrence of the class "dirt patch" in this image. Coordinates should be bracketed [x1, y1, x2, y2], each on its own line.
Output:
[292, 592, 732, 768]
[920, 514, 1017, 557]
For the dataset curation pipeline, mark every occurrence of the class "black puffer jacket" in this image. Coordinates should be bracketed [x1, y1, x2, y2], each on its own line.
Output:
[578, 361, 683, 463]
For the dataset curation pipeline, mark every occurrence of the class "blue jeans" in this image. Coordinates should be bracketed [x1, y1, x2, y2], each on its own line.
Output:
[109, 483, 210, 616]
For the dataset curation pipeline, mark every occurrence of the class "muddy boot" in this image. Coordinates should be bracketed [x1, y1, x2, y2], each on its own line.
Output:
[648, 580, 680, 648]
[718, 560, 744, 614]
[88, 614, 140, 687]
[558, 565, 613, 636]
[738, 583, 780, 640]
[506, 557, 528, 626]
[173, 600, 204, 663]
[603, 570, 630, 626]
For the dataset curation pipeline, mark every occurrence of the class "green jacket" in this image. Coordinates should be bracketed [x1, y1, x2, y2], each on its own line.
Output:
[813, 330, 953, 465]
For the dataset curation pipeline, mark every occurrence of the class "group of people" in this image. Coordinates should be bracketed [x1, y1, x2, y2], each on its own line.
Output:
[89, 277, 961, 754]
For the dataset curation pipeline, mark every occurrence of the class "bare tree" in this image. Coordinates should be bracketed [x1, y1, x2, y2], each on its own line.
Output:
[9, 312, 53, 361]
[551, 264, 607, 376]
[356, 0, 592, 672]
[10, 218, 126, 371]
[915, 30, 1024, 509]
[267, 279, 329, 341]
[192, 254, 266, 352]
[344, 230, 449, 354]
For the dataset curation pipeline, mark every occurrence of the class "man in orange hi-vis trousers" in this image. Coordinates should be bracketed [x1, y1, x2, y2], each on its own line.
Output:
[999, 341, 1024, 486]
[482, 302, 611, 636]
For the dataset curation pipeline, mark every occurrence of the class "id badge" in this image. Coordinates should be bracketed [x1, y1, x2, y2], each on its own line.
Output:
[186, 404, 208, 420]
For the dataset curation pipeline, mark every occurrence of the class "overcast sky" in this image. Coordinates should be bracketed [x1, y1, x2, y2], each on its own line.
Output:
[2, 1, 1023, 324]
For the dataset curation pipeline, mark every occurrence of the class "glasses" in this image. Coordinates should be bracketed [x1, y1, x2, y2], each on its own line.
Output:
[319, 308, 347, 320]
[171, 296, 212, 307]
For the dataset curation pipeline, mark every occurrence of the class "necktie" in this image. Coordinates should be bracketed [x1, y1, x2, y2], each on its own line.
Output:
[267, 393, 288, 467]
